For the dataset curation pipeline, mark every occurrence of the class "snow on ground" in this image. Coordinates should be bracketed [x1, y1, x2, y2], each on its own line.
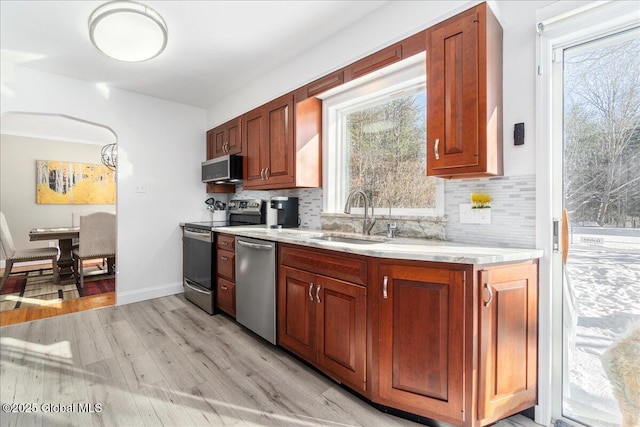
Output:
[563, 228, 640, 426]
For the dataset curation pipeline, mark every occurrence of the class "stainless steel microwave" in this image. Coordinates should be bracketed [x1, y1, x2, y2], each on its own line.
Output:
[201, 154, 243, 184]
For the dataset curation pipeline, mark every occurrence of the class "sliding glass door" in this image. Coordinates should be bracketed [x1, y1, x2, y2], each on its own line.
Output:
[556, 26, 640, 427]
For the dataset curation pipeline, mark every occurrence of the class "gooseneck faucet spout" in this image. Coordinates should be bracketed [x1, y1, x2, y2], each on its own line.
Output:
[344, 189, 375, 235]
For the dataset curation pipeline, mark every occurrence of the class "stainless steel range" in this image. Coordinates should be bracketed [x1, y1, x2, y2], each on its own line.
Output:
[182, 199, 265, 314]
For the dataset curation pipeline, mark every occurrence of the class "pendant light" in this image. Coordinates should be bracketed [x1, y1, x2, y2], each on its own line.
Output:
[89, 1, 168, 62]
[101, 143, 117, 171]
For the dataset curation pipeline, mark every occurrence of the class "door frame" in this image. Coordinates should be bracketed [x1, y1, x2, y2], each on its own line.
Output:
[535, 2, 640, 425]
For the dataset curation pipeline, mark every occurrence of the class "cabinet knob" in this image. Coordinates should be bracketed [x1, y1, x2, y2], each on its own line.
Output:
[308, 283, 314, 302]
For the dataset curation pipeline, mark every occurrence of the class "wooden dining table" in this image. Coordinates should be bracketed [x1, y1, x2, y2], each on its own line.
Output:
[29, 227, 79, 281]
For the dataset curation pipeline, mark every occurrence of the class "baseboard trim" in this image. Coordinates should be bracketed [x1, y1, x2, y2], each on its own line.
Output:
[116, 281, 183, 306]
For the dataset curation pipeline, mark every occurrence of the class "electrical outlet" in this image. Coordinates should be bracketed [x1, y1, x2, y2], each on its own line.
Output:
[135, 183, 147, 193]
[459, 204, 491, 224]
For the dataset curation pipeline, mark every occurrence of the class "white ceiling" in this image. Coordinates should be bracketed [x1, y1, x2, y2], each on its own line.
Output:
[0, 1, 388, 109]
[1, 112, 117, 145]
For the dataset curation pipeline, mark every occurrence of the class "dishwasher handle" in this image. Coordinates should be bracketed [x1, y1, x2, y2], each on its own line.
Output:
[237, 239, 273, 250]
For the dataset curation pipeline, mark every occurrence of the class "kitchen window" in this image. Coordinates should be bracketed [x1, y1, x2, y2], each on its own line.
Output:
[321, 53, 443, 216]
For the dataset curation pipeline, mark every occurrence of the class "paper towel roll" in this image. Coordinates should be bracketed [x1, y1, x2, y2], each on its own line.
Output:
[266, 206, 278, 228]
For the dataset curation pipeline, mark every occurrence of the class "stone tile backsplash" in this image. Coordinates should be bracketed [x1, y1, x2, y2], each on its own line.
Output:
[444, 174, 536, 248]
[231, 173, 536, 248]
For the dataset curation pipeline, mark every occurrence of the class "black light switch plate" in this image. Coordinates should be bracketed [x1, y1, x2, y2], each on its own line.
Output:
[514, 122, 525, 145]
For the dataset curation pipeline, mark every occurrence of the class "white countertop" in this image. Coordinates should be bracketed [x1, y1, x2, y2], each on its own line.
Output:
[213, 225, 543, 265]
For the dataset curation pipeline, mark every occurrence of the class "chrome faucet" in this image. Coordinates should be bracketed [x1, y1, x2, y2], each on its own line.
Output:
[344, 189, 375, 235]
[382, 197, 397, 239]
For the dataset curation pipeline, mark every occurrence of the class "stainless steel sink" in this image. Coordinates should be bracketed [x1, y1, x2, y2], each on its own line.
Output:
[312, 235, 387, 245]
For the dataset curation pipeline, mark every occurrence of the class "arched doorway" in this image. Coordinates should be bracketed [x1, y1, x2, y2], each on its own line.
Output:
[0, 112, 118, 325]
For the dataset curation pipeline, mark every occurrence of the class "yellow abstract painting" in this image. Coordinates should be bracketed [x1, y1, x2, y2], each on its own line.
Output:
[36, 160, 116, 205]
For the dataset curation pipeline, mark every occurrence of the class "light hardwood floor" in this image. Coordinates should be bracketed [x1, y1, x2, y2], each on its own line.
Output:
[0, 294, 543, 427]
[0, 262, 115, 327]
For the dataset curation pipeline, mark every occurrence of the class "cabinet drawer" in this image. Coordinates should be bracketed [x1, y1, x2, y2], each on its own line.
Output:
[216, 277, 236, 317]
[217, 249, 235, 282]
[280, 244, 367, 286]
[217, 234, 235, 251]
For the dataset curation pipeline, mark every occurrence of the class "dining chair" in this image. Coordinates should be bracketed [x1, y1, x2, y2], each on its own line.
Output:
[72, 212, 116, 288]
[0, 212, 59, 291]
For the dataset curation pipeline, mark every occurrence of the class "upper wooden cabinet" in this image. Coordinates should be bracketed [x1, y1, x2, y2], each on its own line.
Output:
[243, 93, 322, 190]
[207, 116, 242, 159]
[205, 117, 242, 194]
[426, 2, 503, 178]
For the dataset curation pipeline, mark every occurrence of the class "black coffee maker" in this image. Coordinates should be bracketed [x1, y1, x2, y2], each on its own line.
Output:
[269, 197, 299, 228]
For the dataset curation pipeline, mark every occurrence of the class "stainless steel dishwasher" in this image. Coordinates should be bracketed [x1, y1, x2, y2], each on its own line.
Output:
[235, 236, 277, 344]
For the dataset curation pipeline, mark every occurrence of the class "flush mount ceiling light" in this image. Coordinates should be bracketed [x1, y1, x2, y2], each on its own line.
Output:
[89, 1, 168, 62]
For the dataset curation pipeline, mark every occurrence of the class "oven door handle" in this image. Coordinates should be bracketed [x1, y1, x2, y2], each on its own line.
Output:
[184, 280, 210, 294]
[237, 240, 273, 250]
[184, 229, 212, 243]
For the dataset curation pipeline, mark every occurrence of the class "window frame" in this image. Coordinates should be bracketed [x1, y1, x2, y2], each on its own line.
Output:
[320, 53, 444, 217]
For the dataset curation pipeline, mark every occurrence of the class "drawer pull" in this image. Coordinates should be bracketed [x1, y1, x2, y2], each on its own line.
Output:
[221, 285, 228, 291]
[383, 276, 388, 299]
[484, 282, 493, 307]
[220, 256, 229, 261]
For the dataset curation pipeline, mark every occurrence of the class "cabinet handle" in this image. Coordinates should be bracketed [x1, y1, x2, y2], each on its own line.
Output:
[260, 168, 265, 180]
[308, 283, 314, 302]
[221, 285, 228, 290]
[220, 256, 228, 261]
[316, 284, 321, 304]
[265, 167, 270, 180]
[383, 276, 388, 299]
[434, 138, 440, 160]
[484, 282, 493, 307]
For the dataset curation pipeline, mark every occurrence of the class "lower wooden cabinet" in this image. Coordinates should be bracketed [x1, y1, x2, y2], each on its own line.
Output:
[274, 243, 538, 426]
[216, 277, 236, 318]
[376, 262, 467, 425]
[278, 245, 367, 392]
[477, 262, 538, 424]
[216, 234, 236, 318]
[371, 259, 538, 427]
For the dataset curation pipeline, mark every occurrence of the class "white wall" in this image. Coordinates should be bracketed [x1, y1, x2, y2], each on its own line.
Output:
[208, 0, 551, 177]
[0, 134, 115, 251]
[1, 61, 209, 305]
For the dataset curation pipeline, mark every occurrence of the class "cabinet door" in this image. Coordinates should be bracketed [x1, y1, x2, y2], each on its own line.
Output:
[206, 128, 216, 159]
[263, 94, 295, 186]
[212, 126, 226, 157]
[427, 7, 480, 175]
[316, 276, 367, 392]
[478, 262, 538, 423]
[378, 264, 466, 424]
[277, 266, 316, 361]
[242, 106, 268, 188]
[226, 118, 242, 155]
